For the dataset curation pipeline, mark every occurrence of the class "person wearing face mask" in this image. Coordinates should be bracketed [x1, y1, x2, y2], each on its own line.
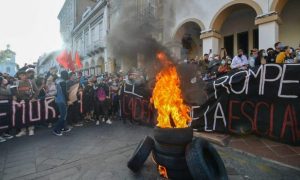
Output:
[218, 58, 231, 75]
[276, 46, 291, 64]
[231, 49, 249, 69]
[266, 48, 276, 63]
[255, 49, 267, 66]
[249, 49, 258, 68]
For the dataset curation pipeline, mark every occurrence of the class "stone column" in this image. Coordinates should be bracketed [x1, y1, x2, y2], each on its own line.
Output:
[255, 13, 281, 50]
[200, 31, 221, 56]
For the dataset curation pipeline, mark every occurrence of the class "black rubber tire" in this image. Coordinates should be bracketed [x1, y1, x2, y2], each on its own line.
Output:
[152, 150, 188, 170]
[127, 136, 154, 172]
[166, 168, 193, 180]
[185, 138, 228, 180]
[154, 140, 186, 156]
[153, 127, 193, 146]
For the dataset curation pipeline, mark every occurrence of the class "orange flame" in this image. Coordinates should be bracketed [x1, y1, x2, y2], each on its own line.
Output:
[158, 165, 168, 178]
[151, 52, 191, 128]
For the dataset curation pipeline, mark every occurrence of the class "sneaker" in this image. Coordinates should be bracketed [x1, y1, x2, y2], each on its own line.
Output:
[61, 128, 71, 133]
[2, 133, 13, 140]
[102, 118, 105, 122]
[74, 123, 83, 127]
[0, 137, 6, 143]
[16, 130, 26, 137]
[106, 119, 112, 125]
[52, 130, 63, 136]
[96, 121, 100, 126]
[29, 129, 35, 136]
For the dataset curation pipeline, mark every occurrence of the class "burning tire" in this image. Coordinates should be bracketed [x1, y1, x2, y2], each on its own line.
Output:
[152, 150, 188, 170]
[153, 127, 193, 146]
[154, 140, 186, 156]
[185, 138, 228, 180]
[127, 136, 154, 172]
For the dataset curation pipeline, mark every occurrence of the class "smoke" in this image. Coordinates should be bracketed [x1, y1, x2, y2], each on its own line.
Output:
[108, 0, 207, 105]
[108, 1, 168, 68]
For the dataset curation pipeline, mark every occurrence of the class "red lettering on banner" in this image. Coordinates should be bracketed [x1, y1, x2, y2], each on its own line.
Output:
[254, 102, 269, 135]
[228, 100, 240, 133]
[133, 98, 142, 120]
[269, 103, 276, 138]
[241, 101, 255, 129]
[280, 105, 296, 142]
[291, 106, 300, 140]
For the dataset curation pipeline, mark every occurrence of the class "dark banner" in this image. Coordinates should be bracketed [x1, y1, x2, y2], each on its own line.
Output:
[120, 83, 156, 126]
[121, 64, 300, 145]
[0, 97, 58, 131]
[192, 64, 300, 145]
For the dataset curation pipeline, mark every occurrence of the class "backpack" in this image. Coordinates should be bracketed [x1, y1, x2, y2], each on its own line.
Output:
[97, 87, 106, 101]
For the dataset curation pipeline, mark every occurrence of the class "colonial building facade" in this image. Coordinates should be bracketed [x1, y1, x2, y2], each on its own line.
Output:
[0, 45, 18, 76]
[59, 0, 300, 73]
[162, 0, 300, 59]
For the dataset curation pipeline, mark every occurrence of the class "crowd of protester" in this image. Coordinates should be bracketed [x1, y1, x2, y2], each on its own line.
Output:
[1, 41, 300, 142]
[183, 42, 300, 81]
[0, 64, 136, 142]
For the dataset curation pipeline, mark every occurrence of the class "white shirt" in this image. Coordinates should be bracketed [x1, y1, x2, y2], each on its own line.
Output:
[231, 55, 249, 69]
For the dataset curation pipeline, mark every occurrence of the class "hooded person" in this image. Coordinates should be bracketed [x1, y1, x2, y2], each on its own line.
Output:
[52, 70, 72, 136]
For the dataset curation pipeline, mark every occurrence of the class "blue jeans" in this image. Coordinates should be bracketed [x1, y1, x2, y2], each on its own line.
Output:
[53, 102, 68, 133]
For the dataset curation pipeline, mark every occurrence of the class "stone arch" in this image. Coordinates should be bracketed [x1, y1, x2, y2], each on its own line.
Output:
[172, 19, 205, 59]
[270, 0, 288, 14]
[210, 0, 263, 32]
[172, 18, 205, 40]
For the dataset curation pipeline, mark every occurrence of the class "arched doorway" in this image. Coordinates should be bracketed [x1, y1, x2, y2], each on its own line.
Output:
[210, 1, 262, 57]
[173, 20, 204, 60]
[276, 0, 300, 48]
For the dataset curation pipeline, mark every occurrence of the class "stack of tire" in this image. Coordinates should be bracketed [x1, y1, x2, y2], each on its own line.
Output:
[127, 128, 228, 180]
[152, 127, 193, 179]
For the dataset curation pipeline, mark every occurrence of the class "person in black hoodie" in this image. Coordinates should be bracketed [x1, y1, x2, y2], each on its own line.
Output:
[52, 70, 71, 136]
[95, 78, 112, 125]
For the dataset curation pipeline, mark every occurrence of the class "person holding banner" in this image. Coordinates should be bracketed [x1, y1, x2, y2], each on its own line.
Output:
[231, 49, 249, 70]
[52, 71, 71, 136]
[14, 70, 36, 137]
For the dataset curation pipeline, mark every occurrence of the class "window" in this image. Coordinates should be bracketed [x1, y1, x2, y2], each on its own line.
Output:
[238, 31, 249, 56]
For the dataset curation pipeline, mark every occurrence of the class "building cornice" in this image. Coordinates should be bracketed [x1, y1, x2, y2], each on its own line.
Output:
[200, 30, 221, 39]
[255, 12, 282, 25]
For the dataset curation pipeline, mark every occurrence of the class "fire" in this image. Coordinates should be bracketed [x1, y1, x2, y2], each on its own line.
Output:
[151, 52, 191, 128]
[158, 165, 168, 178]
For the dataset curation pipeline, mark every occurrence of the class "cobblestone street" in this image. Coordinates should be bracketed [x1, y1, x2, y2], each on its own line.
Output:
[0, 121, 299, 180]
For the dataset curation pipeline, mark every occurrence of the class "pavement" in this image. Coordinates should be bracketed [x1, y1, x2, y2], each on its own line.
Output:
[0, 120, 300, 180]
